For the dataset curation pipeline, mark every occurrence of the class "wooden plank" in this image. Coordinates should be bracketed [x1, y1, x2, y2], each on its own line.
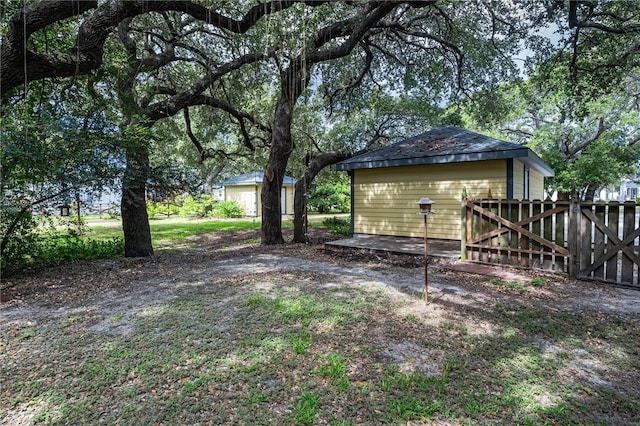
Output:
[489, 198, 499, 262]
[482, 199, 493, 263]
[509, 200, 520, 268]
[622, 202, 636, 284]
[580, 208, 640, 275]
[468, 205, 569, 244]
[531, 200, 542, 268]
[460, 196, 467, 262]
[579, 204, 593, 278]
[593, 203, 606, 280]
[520, 201, 531, 267]
[499, 200, 511, 265]
[465, 244, 570, 257]
[479, 200, 487, 263]
[554, 201, 569, 273]
[468, 203, 570, 256]
[473, 200, 483, 262]
[567, 199, 578, 277]
[606, 202, 619, 282]
[543, 201, 554, 270]
[466, 200, 475, 261]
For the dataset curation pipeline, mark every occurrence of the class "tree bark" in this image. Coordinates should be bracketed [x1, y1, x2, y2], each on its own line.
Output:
[261, 96, 293, 245]
[584, 183, 599, 202]
[293, 149, 352, 243]
[121, 142, 153, 257]
[261, 3, 396, 245]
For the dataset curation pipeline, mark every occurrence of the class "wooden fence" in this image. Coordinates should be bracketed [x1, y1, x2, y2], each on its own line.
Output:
[463, 199, 640, 288]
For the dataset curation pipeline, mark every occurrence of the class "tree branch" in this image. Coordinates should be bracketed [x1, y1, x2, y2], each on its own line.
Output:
[1, 0, 313, 98]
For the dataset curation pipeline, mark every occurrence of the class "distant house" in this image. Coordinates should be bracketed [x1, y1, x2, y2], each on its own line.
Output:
[336, 126, 554, 240]
[589, 179, 639, 202]
[617, 179, 640, 202]
[219, 171, 296, 217]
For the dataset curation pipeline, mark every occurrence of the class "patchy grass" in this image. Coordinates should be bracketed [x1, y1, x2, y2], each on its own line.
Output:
[2, 264, 639, 425]
[85, 217, 262, 246]
[85, 213, 342, 246]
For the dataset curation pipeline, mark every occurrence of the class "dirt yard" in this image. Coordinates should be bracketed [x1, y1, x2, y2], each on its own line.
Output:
[3, 227, 639, 320]
[2, 227, 639, 425]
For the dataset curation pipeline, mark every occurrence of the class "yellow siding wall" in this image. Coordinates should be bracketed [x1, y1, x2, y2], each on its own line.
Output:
[353, 160, 507, 240]
[285, 186, 294, 215]
[529, 169, 545, 200]
[225, 185, 259, 216]
[225, 184, 295, 217]
[512, 161, 524, 200]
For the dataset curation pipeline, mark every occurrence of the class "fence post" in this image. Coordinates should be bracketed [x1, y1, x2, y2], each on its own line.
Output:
[567, 198, 579, 277]
[460, 189, 467, 261]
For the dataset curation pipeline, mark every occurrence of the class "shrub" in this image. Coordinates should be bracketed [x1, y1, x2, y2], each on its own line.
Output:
[0, 208, 39, 273]
[147, 199, 179, 218]
[1, 224, 124, 277]
[178, 194, 215, 217]
[322, 216, 351, 235]
[210, 201, 244, 218]
[102, 210, 121, 220]
[308, 183, 350, 213]
[178, 195, 201, 217]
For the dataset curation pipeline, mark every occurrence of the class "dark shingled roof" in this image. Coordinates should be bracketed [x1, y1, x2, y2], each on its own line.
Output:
[336, 126, 554, 176]
[220, 170, 297, 186]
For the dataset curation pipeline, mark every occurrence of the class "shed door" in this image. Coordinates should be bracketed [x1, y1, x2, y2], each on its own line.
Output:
[281, 188, 286, 214]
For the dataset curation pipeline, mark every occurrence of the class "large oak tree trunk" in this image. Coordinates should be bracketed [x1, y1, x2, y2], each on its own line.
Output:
[261, 97, 293, 245]
[121, 143, 153, 257]
[293, 149, 352, 243]
[260, 3, 395, 245]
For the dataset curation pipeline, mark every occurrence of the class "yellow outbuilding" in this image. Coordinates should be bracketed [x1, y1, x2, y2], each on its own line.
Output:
[220, 171, 296, 217]
[336, 126, 554, 240]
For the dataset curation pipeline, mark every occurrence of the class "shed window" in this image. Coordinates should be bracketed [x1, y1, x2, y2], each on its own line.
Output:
[524, 166, 530, 200]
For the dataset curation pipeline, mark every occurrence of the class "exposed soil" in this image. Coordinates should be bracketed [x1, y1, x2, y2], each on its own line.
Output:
[2, 227, 639, 323]
[2, 227, 639, 425]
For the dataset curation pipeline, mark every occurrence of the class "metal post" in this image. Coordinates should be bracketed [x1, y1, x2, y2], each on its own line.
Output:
[416, 197, 434, 304]
[424, 214, 428, 303]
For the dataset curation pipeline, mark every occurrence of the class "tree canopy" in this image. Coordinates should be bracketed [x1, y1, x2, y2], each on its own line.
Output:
[2, 0, 639, 257]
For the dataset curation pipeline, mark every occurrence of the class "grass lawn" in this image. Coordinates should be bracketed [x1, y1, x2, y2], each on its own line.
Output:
[85, 217, 260, 246]
[2, 218, 638, 425]
[84, 214, 346, 246]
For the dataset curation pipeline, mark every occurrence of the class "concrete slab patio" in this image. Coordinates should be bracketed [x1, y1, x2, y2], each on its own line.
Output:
[325, 234, 461, 260]
[325, 234, 536, 283]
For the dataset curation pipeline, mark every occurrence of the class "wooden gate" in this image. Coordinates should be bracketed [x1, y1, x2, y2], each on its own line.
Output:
[463, 199, 640, 288]
[576, 201, 640, 286]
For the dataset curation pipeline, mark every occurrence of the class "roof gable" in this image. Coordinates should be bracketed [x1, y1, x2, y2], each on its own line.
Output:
[220, 170, 296, 186]
[337, 126, 554, 177]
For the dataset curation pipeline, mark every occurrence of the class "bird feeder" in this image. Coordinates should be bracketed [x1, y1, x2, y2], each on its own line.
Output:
[416, 197, 434, 215]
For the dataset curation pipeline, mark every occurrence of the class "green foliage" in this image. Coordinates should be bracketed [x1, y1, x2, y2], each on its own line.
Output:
[463, 72, 640, 199]
[1, 219, 124, 276]
[530, 277, 546, 287]
[294, 392, 320, 425]
[322, 217, 351, 236]
[0, 81, 123, 258]
[210, 201, 244, 218]
[308, 183, 350, 214]
[178, 194, 215, 217]
[147, 196, 242, 219]
[541, 135, 640, 198]
[146, 200, 180, 218]
[0, 208, 40, 273]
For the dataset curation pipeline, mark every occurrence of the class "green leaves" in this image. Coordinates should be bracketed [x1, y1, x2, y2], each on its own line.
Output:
[308, 182, 350, 214]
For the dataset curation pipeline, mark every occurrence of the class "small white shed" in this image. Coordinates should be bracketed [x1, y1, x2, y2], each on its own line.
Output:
[219, 171, 296, 217]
